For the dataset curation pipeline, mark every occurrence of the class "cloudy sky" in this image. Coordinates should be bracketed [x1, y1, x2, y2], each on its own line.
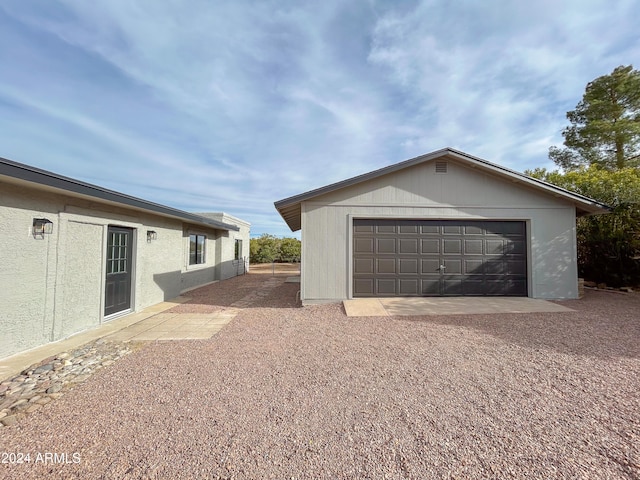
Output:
[1, 1, 638, 236]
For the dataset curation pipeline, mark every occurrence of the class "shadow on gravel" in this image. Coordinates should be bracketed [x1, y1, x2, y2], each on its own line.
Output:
[397, 291, 640, 359]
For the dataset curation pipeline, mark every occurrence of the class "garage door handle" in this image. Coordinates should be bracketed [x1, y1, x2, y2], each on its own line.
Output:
[439, 264, 446, 271]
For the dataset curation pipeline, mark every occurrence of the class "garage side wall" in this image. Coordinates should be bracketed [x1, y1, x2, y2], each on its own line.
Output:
[300, 161, 579, 303]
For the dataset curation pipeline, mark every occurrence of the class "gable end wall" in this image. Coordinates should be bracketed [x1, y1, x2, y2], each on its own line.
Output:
[300, 161, 578, 302]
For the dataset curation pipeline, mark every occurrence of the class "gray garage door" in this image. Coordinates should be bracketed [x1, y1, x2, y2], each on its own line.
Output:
[353, 219, 527, 297]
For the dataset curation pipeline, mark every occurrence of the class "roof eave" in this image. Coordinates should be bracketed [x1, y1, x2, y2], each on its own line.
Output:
[274, 148, 611, 230]
[0, 157, 239, 232]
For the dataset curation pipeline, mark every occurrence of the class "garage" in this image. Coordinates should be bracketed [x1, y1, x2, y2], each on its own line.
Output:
[274, 148, 609, 304]
[353, 219, 527, 297]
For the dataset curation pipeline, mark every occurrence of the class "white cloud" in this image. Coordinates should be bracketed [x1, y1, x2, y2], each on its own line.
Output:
[0, 0, 638, 235]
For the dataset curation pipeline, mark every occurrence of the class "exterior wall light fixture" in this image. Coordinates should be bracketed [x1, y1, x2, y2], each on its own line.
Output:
[147, 230, 158, 242]
[33, 218, 53, 237]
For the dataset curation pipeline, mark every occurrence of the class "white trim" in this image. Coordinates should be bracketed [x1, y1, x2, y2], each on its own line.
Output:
[103, 308, 132, 322]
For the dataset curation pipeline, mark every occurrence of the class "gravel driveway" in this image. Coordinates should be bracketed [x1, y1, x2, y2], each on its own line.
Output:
[1, 275, 639, 479]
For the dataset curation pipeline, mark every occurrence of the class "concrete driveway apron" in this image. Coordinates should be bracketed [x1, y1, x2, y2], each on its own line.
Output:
[343, 297, 575, 317]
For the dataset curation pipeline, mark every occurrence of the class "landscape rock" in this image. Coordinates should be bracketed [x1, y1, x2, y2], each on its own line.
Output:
[0, 339, 133, 427]
[1, 415, 19, 426]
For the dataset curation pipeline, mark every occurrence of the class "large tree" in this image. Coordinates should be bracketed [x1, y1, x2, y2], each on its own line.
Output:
[549, 65, 640, 170]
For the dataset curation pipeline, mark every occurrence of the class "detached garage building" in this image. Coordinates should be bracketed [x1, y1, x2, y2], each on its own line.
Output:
[0, 157, 250, 359]
[275, 148, 608, 304]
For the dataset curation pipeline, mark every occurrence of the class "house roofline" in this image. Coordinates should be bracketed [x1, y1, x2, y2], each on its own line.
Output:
[0, 156, 240, 232]
[274, 148, 611, 231]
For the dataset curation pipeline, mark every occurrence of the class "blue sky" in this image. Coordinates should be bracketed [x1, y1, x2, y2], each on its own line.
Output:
[1, 1, 638, 237]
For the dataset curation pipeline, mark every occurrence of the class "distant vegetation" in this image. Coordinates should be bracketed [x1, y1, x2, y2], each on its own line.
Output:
[250, 234, 301, 263]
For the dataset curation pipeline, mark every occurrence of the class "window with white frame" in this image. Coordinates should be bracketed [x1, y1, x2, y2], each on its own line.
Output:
[234, 239, 243, 261]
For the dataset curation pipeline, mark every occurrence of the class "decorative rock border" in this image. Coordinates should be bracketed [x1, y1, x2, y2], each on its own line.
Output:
[0, 339, 137, 427]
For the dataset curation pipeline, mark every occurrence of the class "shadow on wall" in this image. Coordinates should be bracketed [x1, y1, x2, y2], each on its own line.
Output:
[398, 290, 640, 359]
[152, 270, 183, 301]
[530, 227, 574, 299]
[218, 258, 248, 280]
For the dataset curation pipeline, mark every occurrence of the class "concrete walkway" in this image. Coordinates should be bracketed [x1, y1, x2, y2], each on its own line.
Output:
[343, 297, 575, 317]
[105, 310, 238, 342]
[0, 297, 236, 382]
[0, 275, 289, 382]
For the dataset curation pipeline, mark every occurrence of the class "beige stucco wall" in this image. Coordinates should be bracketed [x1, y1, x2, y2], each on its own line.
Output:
[195, 213, 251, 282]
[0, 182, 247, 359]
[300, 160, 579, 303]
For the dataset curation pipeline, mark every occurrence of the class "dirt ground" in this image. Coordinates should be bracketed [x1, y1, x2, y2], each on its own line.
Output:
[248, 262, 301, 275]
[1, 274, 638, 479]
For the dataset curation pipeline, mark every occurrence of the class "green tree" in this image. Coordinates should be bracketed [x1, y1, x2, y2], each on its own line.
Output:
[527, 166, 640, 285]
[549, 65, 640, 170]
[249, 234, 280, 263]
[279, 237, 301, 262]
[249, 235, 301, 263]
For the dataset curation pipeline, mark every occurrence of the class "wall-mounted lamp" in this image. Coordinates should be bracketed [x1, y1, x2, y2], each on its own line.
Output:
[146, 230, 158, 242]
[33, 218, 53, 237]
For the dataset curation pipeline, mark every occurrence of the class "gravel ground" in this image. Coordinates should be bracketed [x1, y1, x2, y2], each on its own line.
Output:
[1, 275, 639, 479]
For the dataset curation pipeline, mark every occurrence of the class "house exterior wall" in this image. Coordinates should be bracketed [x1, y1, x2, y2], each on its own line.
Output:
[300, 160, 579, 303]
[0, 182, 246, 359]
[195, 213, 251, 282]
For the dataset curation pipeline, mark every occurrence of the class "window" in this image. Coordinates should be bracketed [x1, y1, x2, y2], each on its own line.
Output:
[189, 234, 206, 265]
[235, 239, 243, 260]
[107, 231, 129, 274]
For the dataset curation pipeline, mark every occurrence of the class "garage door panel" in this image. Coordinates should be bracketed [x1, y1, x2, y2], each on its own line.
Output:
[399, 259, 418, 274]
[376, 279, 396, 295]
[421, 239, 439, 254]
[507, 260, 526, 275]
[377, 238, 396, 254]
[464, 239, 483, 254]
[353, 219, 527, 297]
[421, 279, 440, 294]
[354, 258, 374, 274]
[464, 224, 484, 235]
[508, 279, 527, 295]
[442, 279, 463, 295]
[443, 259, 462, 275]
[485, 279, 507, 295]
[443, 225, 462, 234]
[443, 239, 462, 254]
[421, 259, 441, 274]
[354, 278, 374, 296]
[376, 258, 396, 274]
[421, 225, 440, 234]
[355, 238, 374, 254]
[398, 221, 418, 234]
[399, 279, 419, 294]
[485, 259, 506, 275]
[354, 223, 374, 233]
[506, 240, 525, 255]
[399, 238, 418, 254]
[463, 279, 485, 295]
[464, 259, 484, 274]
[376, 223, 396, 234]
[486, 239, 504, 255]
